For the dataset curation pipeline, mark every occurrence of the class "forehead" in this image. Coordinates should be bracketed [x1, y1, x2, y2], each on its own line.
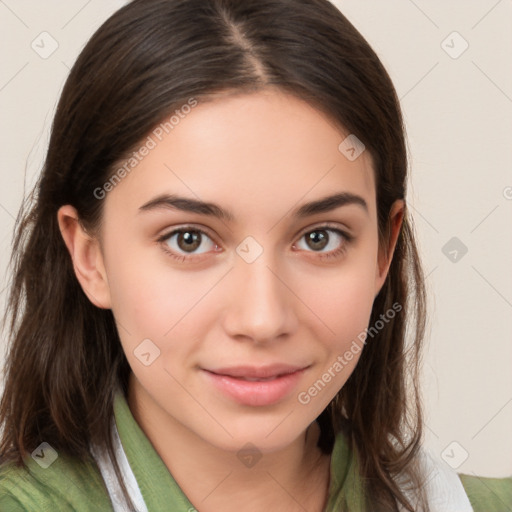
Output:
[104, 89, 376, 224]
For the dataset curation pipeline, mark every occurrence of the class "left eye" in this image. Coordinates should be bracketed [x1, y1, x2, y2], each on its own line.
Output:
[162, 228, 216, 255]
[295, 228, 346, 253]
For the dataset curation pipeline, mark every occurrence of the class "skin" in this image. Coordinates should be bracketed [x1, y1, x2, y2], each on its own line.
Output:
[58, 87, 404, 512]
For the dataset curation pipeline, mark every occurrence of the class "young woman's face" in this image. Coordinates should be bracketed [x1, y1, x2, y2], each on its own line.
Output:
[97, 88, 399, 453]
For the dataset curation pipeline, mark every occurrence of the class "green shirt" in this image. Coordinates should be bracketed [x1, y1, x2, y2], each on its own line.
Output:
[0, 390, 510, 511]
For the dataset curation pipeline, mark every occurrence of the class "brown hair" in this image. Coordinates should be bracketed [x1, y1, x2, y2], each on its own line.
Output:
[0, 0, 429, 510]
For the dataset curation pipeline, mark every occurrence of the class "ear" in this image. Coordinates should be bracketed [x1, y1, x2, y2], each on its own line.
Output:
[57, 205, 111, 309]
[374, 199, 405, 297]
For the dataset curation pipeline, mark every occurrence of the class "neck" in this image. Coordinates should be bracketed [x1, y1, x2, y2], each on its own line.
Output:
[127, 375, 331, 512]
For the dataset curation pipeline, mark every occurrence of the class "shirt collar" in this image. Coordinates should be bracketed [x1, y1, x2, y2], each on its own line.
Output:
[113, 388, 196, 510]
[112, 388, 362, 511]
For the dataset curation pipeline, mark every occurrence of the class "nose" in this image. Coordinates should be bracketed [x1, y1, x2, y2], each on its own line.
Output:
[221, 252, 298, 344]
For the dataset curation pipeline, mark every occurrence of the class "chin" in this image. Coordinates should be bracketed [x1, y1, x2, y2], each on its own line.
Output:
[196, 415, 310, 455]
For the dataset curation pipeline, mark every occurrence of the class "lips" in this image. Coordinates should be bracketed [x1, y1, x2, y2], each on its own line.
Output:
[205, 364, 307, 380]
[202, 364, 309, 406]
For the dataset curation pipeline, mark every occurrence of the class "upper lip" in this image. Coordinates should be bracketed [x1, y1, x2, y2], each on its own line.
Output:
[205, 364, 308, 379]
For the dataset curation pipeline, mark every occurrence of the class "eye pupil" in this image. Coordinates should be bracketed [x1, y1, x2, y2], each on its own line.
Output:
[178, 231, 201, 252]
[307, 230, 328, 250]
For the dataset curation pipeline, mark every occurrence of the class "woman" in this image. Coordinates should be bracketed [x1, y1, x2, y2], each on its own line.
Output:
[0, 0, 510, 510]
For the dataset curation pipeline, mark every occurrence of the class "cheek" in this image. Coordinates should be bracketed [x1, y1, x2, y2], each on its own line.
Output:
[295, 278, 373, 414]
[103, 245, 224, 369]
[313, 274, 373, 373]
[313, 277, 373, 332]
[294, 250, 378, 403]
[104, 239, 203, 332]
[304, 255, 377, 340]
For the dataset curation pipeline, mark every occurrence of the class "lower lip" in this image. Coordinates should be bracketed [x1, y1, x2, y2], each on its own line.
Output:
[203, 369, 306, 407]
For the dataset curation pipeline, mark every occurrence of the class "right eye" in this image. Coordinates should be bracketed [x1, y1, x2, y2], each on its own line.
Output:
[158, 226, 221, 261]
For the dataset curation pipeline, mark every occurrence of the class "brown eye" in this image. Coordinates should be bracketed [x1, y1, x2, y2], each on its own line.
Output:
[293, 225, 353, 261]
[304, 230, 329, 251]
[161, 228, 216, 255]
[176, 231, 202, 252]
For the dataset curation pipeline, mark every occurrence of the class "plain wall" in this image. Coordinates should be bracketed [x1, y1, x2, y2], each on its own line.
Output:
[0, 0, 510, 477]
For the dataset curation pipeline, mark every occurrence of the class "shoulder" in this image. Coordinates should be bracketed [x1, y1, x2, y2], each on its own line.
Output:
[458, 473, 512, 512]
[397, 447, 512, 512]
[395, 447, 473, 511]
[0, 449, 113, 511]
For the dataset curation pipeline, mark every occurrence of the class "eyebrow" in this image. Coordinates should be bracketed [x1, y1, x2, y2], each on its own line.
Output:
[138, 192, 368, 221]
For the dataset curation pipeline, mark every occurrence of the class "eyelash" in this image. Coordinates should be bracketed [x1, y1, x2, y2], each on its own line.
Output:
[157, 223, 353, 263]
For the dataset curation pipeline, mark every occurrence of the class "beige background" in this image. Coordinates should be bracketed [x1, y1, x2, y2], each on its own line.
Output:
[0, 0, 511, 478]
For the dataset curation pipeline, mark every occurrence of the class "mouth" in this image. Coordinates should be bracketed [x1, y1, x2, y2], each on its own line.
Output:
[205, 363, 308, 379]
[202, 364, 310, 406]
[228, 376, 284, 382]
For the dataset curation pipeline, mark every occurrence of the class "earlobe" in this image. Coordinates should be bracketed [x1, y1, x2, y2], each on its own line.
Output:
[374, 200, 405, 297]
[57, 205, 111, 309]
